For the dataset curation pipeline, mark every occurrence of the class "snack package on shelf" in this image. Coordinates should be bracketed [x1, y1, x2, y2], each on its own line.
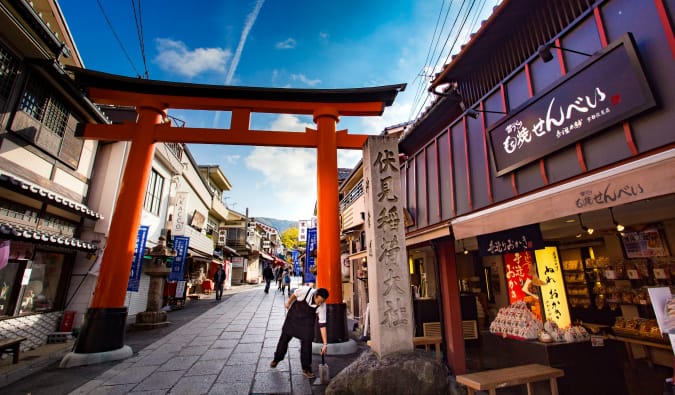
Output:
[489, 300, 543, 340]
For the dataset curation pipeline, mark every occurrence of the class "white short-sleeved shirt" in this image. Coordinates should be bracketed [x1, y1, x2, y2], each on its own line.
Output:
[293, 286, 327, 325]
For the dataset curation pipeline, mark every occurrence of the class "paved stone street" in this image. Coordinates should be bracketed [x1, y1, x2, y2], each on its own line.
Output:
[2, 279, 367, 395]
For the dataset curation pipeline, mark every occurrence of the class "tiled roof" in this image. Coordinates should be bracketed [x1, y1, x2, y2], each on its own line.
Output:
[0, 221, 98, 252]
[0, 171, 103, 220]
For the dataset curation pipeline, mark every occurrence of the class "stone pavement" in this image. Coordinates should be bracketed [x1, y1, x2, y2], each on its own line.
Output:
[2, 279, 368, 395]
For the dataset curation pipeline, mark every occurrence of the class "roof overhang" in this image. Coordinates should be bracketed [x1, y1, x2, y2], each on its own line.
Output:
[0, 170, 103, 220]
[0, 220, 97, 252]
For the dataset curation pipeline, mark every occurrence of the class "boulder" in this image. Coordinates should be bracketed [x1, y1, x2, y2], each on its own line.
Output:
[326, 349, 450, 395]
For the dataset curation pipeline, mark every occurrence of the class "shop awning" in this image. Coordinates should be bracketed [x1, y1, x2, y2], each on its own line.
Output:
[0, 220, 98, 252]
[188, 247, 213, 261]
[260, 251, 275, 261]
[222, 245, 240, 256]
[0, 170, 104, 220]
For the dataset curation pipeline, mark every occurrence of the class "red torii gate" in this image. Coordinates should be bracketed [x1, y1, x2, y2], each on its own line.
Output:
[67, 67, 405, 355]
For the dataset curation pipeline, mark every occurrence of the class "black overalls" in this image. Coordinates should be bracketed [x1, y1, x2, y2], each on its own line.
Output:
[273, 289, 318, 370]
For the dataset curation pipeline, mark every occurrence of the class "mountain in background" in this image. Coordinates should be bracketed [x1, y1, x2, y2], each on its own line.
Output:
[255, 217, 298, 233]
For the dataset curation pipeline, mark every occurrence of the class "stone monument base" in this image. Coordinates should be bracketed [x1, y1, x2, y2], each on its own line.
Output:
[59, 346, 133, 368]
[325, 349, 450, 395]
[311, 339, 358, 355]
[134, 311, 170, 330]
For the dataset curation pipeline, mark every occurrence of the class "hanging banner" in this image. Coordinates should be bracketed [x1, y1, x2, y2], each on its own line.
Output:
[292, 249, 300, 276]
[169, 236, 190, 281]
[172, 192, 189, 236]
[305, 228, 317, 283]
[127, 225, 150, 292]
[477, 223, 544, 256]
[535, 246, 571, 328]
[504, 250, 542, 321]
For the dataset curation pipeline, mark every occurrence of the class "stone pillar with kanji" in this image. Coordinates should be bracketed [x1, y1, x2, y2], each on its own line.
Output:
[362, 135, 414, 357]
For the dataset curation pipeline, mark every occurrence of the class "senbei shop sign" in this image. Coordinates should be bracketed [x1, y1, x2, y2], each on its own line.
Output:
[488, 33, 655, 176]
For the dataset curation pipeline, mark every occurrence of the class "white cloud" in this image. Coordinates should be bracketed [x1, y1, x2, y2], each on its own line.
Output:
[222, 154, 241, 165]
[270, 113, 313, 132]
[226, 0, 265, 84]
[360, 100, 413, 134]
[319, 32, 329, 40]
[291, 74, 321, 87]
[276, 38, 297, 49]
[154, 38, 230, 78]
[338, 149, 362, 169]
[245, 146, 317, 211]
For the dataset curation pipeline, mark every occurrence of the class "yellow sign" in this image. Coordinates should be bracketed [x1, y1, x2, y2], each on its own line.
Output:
[535, 246, 571, 328]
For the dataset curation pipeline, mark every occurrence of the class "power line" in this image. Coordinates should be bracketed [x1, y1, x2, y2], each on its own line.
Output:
[408, 0, 468, 125]
[131, 0, 149, 79]
[407, 0, 498, 127]
[96, 0, 141, 78]
[406, 0, 448, 122]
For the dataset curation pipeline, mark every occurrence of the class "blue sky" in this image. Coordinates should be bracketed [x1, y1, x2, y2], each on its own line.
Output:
[59, 0, 500, 221]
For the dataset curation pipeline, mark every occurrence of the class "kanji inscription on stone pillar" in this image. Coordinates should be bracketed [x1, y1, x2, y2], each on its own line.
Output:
[362, 135, 414, 358]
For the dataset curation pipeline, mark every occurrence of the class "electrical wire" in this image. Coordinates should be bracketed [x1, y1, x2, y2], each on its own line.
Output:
[408, 0, 468, 125]
[407, 0, 499, 127]
[95, 0, 142, 78]
[406, 0, 449, 122]
[131, 0, 149, 79]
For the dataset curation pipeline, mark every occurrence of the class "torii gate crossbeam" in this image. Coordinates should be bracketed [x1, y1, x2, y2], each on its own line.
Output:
[66, 67, 405, 358]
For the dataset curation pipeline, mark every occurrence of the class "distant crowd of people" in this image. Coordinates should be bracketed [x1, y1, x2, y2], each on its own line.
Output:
[262, 263, 292, 296]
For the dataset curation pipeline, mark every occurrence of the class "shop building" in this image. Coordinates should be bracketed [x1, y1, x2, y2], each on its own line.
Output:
[397, 0, 675, 392]
[0, 0, 108, 351]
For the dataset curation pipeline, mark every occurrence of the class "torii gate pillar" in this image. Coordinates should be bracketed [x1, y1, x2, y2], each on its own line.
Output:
[314, 107, 350, 345]
[62, 105, 165, 366]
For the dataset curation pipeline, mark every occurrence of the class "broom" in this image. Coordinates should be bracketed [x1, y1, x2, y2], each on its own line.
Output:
[318, 352, 330, 384]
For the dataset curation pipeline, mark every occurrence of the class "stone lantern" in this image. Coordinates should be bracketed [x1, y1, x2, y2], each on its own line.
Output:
[134, 236, 176, 329]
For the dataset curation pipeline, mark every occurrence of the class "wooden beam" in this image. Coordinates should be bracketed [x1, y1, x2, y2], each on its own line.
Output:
[86, 88, 386, 116]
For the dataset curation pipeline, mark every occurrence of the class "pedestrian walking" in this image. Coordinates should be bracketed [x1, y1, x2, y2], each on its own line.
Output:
[213, 263, 226, 301]
[270, 286, 329, 379]
[263, 264, 274, 293]
[276, 265, 284, 290]
[281, 268, 291, 296]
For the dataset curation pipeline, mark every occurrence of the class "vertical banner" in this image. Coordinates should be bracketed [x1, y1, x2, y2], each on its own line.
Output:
[535, 246, 571, 328]
[305, 228, 317, 283]
[224, 260, 232, 290]
[127, 225, 150, 292]
[169, 236, 190, 281]
[363, 135, 414, 357]
[172, 192, 189, 236]
[504, 250, 542, 320]
[292, 250, 300, 276]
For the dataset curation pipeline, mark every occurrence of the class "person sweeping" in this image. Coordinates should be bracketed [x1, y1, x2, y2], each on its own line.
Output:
[270, 286, 329, 379]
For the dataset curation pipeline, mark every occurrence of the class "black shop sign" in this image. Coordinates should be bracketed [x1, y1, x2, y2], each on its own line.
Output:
[477, 223, 544, 256]
[488, 33, 655, 176]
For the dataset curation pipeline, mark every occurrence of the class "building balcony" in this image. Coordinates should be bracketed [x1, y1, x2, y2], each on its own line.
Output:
[211, 196, 229, 221]
[341, 195, 365, 231]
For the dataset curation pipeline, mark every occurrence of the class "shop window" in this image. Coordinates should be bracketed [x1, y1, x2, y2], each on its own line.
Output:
[143, 169, 164, 216]
[0, 258, 21, 317]
[0, 246, 65, 317]
[17, 252, 64, 315]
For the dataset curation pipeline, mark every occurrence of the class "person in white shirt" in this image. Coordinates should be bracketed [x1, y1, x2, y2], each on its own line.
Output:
[270, 286, 329, 379]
